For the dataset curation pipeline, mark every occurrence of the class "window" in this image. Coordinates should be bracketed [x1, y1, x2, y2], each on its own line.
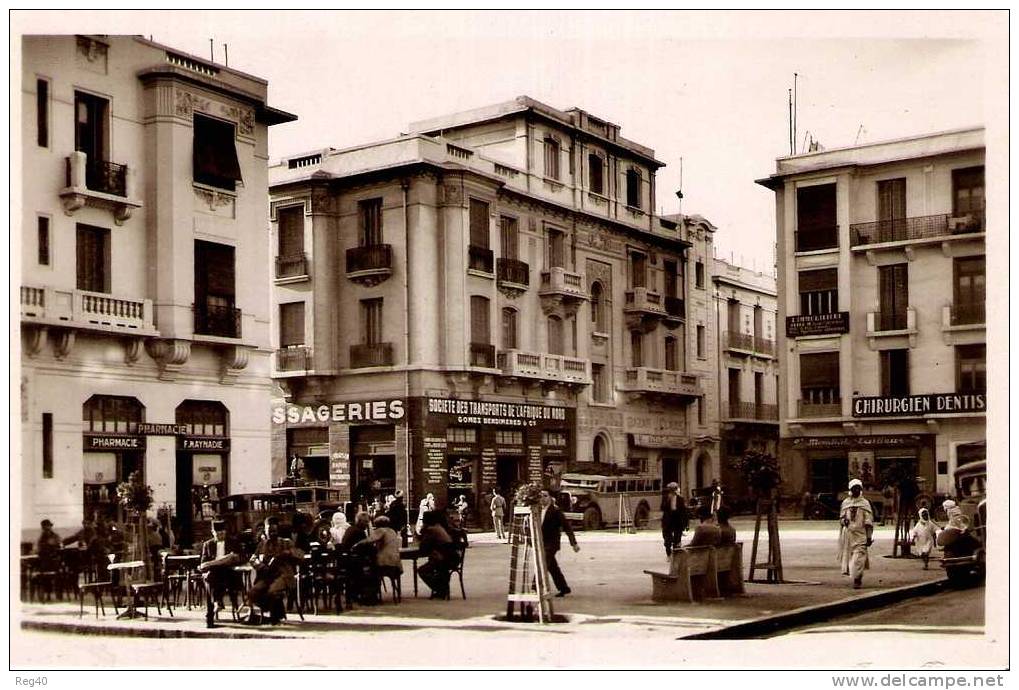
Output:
[877, 178, 907, 241]
[878, 264, 909, 330]
[593, 434, 608, 463]
[727, 300, 740, 335]
[502, 308, 517, 350]
[176, 400, 228, 437]
[592, 363, 608, 402]
[953, 257, 985, 324]
[542, 431, 568, 447]
[590, 281, 606, 332]
[74, 91, 108, 164]
[880, 349, 910, 397]
[194, 240, 237, 337]
[446, 427, 477, 444]
[630, 251, 647, 289]
[695, 260, 705, 289]
[38, 217, 50, 266]
[728, 368, 741, 405]
[754, 305, 763, 339]
[589, 153, 604, 194]
[359, 198, 383, 246]
[664, 336, 678, 371]
[469, 199, 490, 249]
[471, 295, 490, 345]
[543, 137, 560, 180]
[799, 268, 838, 315]
[548, 228, 565, 269]
[952, 167, 984, 219]
[664, 260, 680, 298]
[696, 325, 705, 359]
[626, 169, 641, 209]
[548, 315, 564, 355]
[76, 223, 110, 293]
[193, 113, 241, 191]
[800, 352, 840, 405]
[697, 398, 704, 426]
[42, 413, 53, 479]
[796, 183, 838, 251]
[754, 371, 764, 406]
[630, 330, 643, 367]
[36, 79, 48, 147]
[361, 298, 383, 346]
[279, 302, 305, 347]
[500, 216, 518, 260]
[496, 430, 523, 445]
[956, 344, 986, 393]
[83, 395, 143, 434]
[278, 205, 304, 257]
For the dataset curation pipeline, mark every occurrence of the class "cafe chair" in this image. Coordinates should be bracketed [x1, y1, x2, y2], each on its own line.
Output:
[448, 543, 467, 600]
[78, 580, 117, 618]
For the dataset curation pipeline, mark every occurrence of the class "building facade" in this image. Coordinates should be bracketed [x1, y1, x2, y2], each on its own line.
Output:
[759, 128, 985, 500]
[269, 97, 721, 518]
[19, 35, 294, 542]
[712, 258, 779, 502]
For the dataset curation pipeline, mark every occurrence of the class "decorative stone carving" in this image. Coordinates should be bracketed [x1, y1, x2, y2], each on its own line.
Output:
[194, 186, 236, 214]
[23, 326, 46, 358]
[76, 36, 108, 73]
[539, 294, 581, 319]
[220, 345, 251, 385]
[221, 105, 255, 136]
[123, 337, 142, 366]
[52, 329, 75, 360]
[145, 338, 191, 381]
[309, 188, 336, 215]
[175, 90, 211, 118]
[586, 259, 612, 290]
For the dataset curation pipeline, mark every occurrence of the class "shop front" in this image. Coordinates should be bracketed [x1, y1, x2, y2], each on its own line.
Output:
[787, 433, 936, 497]
[82, 395, 146, 523]
[173, 400, 231, 546]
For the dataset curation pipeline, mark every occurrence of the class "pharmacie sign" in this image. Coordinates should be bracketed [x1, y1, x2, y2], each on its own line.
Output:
[274, 399, 406, 425]
[426, 397, 568, 427]
[852, 393, 986, 418]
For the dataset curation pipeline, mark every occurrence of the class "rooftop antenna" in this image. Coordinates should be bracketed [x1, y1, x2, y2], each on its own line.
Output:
[787, 88, 793, 155]
[223, 43, 229, 67]
[855, 124, 865, 145]
[209, 38, 214, 61]
[793, 73, 798, 155]
[802, 130, 811, 155]
[676, 157, 684, 218]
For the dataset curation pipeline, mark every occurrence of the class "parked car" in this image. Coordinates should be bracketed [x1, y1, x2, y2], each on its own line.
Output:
[940, 460, 986, 586]
[217, 492, 295, 540]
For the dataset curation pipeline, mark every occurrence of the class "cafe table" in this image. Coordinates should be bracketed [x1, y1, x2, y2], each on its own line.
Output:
[164, 554, 201, 608]
[399, 546, 422, 598]
[107, 560, 146, 619]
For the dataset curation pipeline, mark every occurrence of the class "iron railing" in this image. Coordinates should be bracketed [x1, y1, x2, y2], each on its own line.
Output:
[797, 399, 842, 418]
[276, 346, 312, 372]
[468, 245, 494, 273]
[951, 302, 985, 325]
[350, 342, 393, 368]
[877, 310, 908, 331]
[728, 401, 779, 421]
[664, 296, 685, 319]
[346, 244, 392, 273]
[469, 342, 496, 368]
[496, 258, 529, 286]
[194, 303, 241, 338]
[724, 331, 755, 351]
[754, 336, 776, 356]
[276, 253, 309, 279]
[795, 225, 839, 252]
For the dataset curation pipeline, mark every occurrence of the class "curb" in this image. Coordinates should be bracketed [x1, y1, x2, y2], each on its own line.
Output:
[20, 621, 298, 640]
[679, 578, 948, 640]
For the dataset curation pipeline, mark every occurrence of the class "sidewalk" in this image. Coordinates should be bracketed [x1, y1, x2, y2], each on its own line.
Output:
[18, 522, 945, 641]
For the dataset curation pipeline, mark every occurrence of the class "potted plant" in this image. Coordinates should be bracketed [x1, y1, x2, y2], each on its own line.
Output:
[116, 471, 155, 580]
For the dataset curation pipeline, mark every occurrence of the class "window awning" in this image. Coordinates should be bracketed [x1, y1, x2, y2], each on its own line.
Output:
[193, 114, 242, 186]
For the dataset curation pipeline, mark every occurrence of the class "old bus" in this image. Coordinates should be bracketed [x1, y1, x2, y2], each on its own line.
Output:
[558, 473, 663, 530]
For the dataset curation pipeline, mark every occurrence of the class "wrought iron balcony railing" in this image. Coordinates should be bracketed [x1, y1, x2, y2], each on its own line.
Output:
[795, 225, 839, 252]
[194, 303, 241, 338]
[951, 302, 985, 326]
[469, 342, 496, 368]
[346, 244, 393, 274]
[850, 212, 984, 247]
[350, 342, 394, 368]
[277, 346, 312, 372]
[496, 258, 529, 286]
[468, 245, 494, 273]
[797, 399, 842, 418]
[664, 296, 685, 319]
[276, 253, 309, 279]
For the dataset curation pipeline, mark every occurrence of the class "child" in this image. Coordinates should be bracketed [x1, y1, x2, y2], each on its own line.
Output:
[909, 507, 939, 569]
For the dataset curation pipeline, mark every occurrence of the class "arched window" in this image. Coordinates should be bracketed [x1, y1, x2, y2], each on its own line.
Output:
[590, 281, 607, 332]
[626, 168, 641, 209]
[548, 315, 564, 355]
[593, 434, 609, 464]
[82, 395, 144, 434]
[501, 307, 517, 350]
[630, 330, 643, 367]
[176, 400, 229, 437]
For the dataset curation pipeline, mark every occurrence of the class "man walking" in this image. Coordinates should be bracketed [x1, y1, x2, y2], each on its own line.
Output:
[491, 488, 508, 541]
[660, 482, 688, 557]
[539, 489, 580, 597]
[838, 478, 874, 589]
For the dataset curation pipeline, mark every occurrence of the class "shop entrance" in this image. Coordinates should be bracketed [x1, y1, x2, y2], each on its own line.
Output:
[810, 456, 848, 495]
[83, 451, 143, 523]
[496, 455, 526, 500]
[661, 457, 680, 486]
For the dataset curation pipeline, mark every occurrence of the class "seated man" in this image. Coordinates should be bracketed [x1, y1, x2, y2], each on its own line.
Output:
[715, 507, 737, 545]
[246, 516, 304, 624]
[417, 510, 454, 599]
[687, 505, 722, 547]
[198, 519, 243, 628]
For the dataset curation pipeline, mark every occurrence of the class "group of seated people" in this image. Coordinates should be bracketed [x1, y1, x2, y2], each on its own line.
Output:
[685, 506, 738, 548]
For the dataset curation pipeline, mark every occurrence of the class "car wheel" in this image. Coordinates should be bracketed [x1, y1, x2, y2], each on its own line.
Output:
[582, 507, 602, 531]
[633, 503, 650, 529]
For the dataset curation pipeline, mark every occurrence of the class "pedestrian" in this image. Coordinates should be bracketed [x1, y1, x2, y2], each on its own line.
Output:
[454, 494, 469, 524]
[415, 493, 435, 536]
[246, 516, 303, 624]
[417, 510, 454, 599]
[837, 478, 875, 589]
[490, 488, 508, 541]
[909, 507, 939, 569]
[660, 482, 688, 557]
[710, 480, 724, 516]
[387, 490, 409, 546]
[538, 488, 580, 597]
[36, 519, 62, 569]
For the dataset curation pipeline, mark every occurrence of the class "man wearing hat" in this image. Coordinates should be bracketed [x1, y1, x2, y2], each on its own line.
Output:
[660, 482, 689, 557]
[36, 519, 62, 570]
[838, 478, 875, 588]
[387, 490, 409, 546]
[198, 520, 243, 628]
[246, 516, 303, 624]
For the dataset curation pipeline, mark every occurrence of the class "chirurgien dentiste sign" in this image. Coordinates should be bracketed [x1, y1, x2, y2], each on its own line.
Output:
[852, 393, 986, 417]
[274, 399, 406, 425]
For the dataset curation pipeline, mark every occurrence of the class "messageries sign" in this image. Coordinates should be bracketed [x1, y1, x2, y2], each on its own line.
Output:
[273, 399, 406, 425]
[426, 397, 568, 426]
[852, 393, 986, 418]
[786, 312, 850, 338]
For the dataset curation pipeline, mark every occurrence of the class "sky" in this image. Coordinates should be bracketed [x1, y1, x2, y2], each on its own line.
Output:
[13, 10, 1006, 272]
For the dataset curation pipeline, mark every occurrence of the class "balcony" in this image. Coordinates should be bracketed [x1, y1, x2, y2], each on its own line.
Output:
[350, 342, 394, 368]
[620, 367, 702, 400]
[497, 349, 590, 385]
[539, 267, 588, 316]
[797, 399, 843, 418]
[941, 303, 985, 345]
[795, 226, 839, 253]
[276, 253, 309, 281]
[726, 401, 779, 423]
[624, 287, 666, 331]
[850, 212, 984, 249]
[20, 285, 156, 335]
[59, 151, 142, 224]
[866, 308, 917, 348]
[194, 303, 241, 339]
[468, 245, 494, 274]
[276, 346, 312, 374]
[496, 258, 529, 293]
[469, 342, 496, 368]
[754, 336, 776, 357]
[724, 330, 755, 353]
[663, 296, 686, 323]
[949, 302, 985, 326]
[345, 244, 393, 287]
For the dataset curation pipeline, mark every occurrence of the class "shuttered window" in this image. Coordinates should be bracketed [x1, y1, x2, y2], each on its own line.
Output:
[37, 79, 48, 147]
[470, 296, 490, 345]
[630, 252, 646, 289]
[76, 223, 110, 293]
[879, 264, 909, 330]
[38, 217, 50, 266]
[799, 268, 838, 315]
[630, 330, 643, 367]
[469, 199, 489, 248]
[361, 298, 383, 346]
[279, 302, 305, 347]
[195, 240, 236, 301]
[502, 308, 517, 350]
[800, 351, 840, 403]
[548, 316, 564, 355]
[278, 206, 304, 257]
[543, 137, 560, 180]
[880, 349, 910, 397]
[878, 178, 907, 221]
[626, 169, 641, 209]
[952, 167, 984, 216]
[956, 344, 986, 393]
[548, 229, 565, 269]
[665, 336, 678, 371]
[796, 183, 838, 251]
[359, 198, 383, 246]
[500, 216, 518, 259]
[193, 114, 241, 191]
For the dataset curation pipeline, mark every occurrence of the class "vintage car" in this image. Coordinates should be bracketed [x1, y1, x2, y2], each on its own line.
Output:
[217, 492, 295, 539]
[558, 473, 661, 530]
[270, 484, 343, 516]
[940, 460, 986, 585]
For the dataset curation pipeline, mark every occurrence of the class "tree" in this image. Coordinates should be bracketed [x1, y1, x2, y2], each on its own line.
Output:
[731, 450, 784, 582]
[879, 460, 920, 558]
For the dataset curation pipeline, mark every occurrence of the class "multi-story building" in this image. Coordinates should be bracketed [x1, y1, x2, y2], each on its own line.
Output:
[268, 97, 721, 517]
[712, 258, 779, 501]
[758, 127, 985, 499]
[19, 35, 295, 543]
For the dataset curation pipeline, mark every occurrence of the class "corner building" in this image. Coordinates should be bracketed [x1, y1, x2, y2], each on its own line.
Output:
[19, 36, 294, 542]
[758, 128, 986, 498]
[269, 97, 721, 516]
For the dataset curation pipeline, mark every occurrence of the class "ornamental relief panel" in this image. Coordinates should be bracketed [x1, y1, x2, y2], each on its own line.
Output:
[174, 88, 255, 137]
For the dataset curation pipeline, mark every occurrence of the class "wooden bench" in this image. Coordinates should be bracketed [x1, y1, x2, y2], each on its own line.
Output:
[714, 542, 746, 596]
[644, 545, 720, 603]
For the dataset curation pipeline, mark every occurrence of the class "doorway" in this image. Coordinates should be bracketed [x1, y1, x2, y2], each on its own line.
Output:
[496, 456, 525, 502]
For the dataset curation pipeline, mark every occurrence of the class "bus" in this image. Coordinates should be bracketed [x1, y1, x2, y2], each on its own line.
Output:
[270, 484, 342, 516]
[558, 473, 663, 530]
